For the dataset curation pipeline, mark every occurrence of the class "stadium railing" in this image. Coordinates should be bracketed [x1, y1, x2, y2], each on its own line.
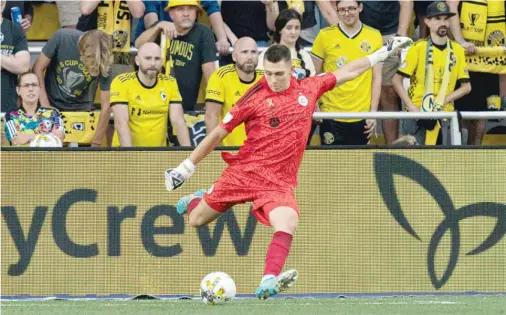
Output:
[6, 44, 504, 146]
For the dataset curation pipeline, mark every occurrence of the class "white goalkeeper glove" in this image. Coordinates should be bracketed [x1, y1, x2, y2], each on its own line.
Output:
[367, 36, 413, 67]
[165, 159, 196, 191]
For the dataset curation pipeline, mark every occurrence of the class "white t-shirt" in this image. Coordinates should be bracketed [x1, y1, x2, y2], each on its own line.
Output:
[258, 46, 316, 80]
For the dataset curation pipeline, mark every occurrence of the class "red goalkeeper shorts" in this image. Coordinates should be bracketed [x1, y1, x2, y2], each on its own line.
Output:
[203, 169, 300, 226]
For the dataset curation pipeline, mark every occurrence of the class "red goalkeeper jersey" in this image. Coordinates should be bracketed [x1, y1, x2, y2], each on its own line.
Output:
[219, 72, 336, 189]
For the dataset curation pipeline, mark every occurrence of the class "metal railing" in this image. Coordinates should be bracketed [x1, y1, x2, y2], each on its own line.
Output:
[2, 111, 505, 145]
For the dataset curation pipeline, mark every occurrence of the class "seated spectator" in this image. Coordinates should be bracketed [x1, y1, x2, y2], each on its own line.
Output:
[32, 29, 114, 147]
[258, 9, 315, 80]
[1, 0, 32, 32]
[205, 37, 263, 146]
[4, 72, 64, 146]
[311, 0, 382, 145]
[135, 0, 217, 113]
[136, 0, 229, 55]
[1, 0, 30, 116]
[110, 42, 190, 147]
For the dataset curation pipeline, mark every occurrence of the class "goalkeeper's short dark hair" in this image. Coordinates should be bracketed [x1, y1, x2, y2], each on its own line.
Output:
[264, 44, 292, 64]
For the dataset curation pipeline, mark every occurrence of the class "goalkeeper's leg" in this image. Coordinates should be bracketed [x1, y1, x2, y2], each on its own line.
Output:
[177, 190, 222, 228]
[256, 205, 299, 300]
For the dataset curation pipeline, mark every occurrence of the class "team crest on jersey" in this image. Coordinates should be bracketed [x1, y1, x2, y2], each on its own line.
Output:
[161, 92, 167, 101]
[487, 30, 505, 46]
[298, 94, 309, 107]
[360, 41, 372, 53]
[323, 132, 334, 144]
[336, 56, 348, 68]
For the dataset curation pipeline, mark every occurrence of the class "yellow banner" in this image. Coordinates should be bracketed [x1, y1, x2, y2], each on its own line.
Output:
[1, 150, 505, 296]
[466, 47, 506, 74]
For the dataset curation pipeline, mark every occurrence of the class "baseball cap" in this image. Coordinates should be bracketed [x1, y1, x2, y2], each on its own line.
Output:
[426, 1, 456, 18]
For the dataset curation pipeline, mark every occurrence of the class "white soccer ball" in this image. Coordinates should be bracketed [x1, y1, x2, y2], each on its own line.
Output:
[200, 272, 236, 305]
[29, 133, 63, 148]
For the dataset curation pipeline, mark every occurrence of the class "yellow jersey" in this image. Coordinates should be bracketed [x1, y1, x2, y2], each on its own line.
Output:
[311, 23, 383, 122]
[110, 72, 182, 146]
[205, 64, 264, 146]
[397, 40, 470, 109]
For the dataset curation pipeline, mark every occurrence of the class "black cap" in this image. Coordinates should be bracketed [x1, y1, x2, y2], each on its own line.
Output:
[426, 1, 456, 18]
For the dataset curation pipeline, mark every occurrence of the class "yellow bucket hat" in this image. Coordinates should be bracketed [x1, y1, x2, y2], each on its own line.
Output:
[167, 0, 202, 10]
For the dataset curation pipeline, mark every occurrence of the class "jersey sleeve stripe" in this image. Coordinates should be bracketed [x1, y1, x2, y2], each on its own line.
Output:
[110, 101, 129, 106]
[396, 70, 411, 78]
[205, 98, 224, 105]
[169, 101, 182, 105]
[310, 52, 323, 61]
[456, 78, 470, 86]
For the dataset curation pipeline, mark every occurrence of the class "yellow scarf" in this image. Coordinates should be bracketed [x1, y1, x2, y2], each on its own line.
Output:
[461, 0, 506, 73]
[422, 39, 454, 145]
[161, 34, 174, 75]
[287, 0, 305, 14]
[97, 0, 131, 53]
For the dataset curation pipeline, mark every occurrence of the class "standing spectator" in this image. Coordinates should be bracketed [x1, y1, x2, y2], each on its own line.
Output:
[264, 0, 339, 45]
[311, 0, 382, 145]
[205, 37, 263, 146]
[447, 0, 505, 145]
[220, 0, 271, 47]
[0, 0, 30, 116]
[258, 9, 315, 79]
[56, 0, 81, 28]
[136, 0, 229, 56]
[4, 72, 65, 146]
[1, 0, 32, 32]
[392, 2, 471, 145]
[360, 0, 413, 145]
[135, 0, 217, 112]
[110, 42, 190, 147]
[32, 29, 114, 147]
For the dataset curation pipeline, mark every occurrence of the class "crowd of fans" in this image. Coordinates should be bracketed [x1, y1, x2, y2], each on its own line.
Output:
[1, 0, 505, 148]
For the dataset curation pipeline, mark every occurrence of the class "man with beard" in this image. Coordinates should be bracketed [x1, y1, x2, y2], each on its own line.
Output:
[135, 0, 217, 113]
[109, 42, 190, 147]
[205, 37, 263, 146]
[312, 0, 383, 145]
[392, 1, 471, 145]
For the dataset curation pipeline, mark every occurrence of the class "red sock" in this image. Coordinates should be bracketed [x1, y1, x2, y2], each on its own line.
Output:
[263, 231, 293, 277]
[187, 198, 201, 216]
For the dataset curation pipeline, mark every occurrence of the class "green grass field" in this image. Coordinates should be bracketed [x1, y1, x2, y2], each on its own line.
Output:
[2, 295, 505, 315]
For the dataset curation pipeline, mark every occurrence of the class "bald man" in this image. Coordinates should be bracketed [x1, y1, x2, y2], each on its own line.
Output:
[205, 37, 264, 146]
[110, 42, 190, 147]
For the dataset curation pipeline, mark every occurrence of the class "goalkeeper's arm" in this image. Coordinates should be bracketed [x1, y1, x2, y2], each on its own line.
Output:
[165, 126, 229, 190]
[189, 126, 229, 165]
[331, 36, 413, 87]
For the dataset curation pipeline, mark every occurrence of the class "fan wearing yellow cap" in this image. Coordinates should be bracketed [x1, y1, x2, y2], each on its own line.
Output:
[135, 0, 218, 114]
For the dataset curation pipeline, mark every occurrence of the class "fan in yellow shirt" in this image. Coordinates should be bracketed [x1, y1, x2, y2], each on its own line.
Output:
[311, 0, 383, 145]
[110, 42, 190, 147]
[393, 2, 471, 145]
[205, 37, 263, 146]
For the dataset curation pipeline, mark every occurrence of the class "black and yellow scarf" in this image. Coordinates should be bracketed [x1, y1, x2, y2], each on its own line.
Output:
[97, 0, 131, 57]
[460, 0, 506, 74]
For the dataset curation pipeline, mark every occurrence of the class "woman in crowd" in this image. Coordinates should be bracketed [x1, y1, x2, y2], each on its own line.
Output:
[258, 8, 315, 80]
[33, 29, 113, 147]
[4, 72, 64, 146]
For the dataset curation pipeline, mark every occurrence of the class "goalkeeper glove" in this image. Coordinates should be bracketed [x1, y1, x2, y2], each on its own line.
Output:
[165, 159, 196, 191]
[367, 36, 413, 67]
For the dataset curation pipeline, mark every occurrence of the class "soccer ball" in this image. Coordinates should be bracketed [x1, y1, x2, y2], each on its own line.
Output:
[29, 133, 62, 147]
[200, 272, 236, 305]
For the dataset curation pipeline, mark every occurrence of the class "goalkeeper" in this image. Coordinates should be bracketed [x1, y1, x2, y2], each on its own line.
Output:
[165, 37, 412, 300]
